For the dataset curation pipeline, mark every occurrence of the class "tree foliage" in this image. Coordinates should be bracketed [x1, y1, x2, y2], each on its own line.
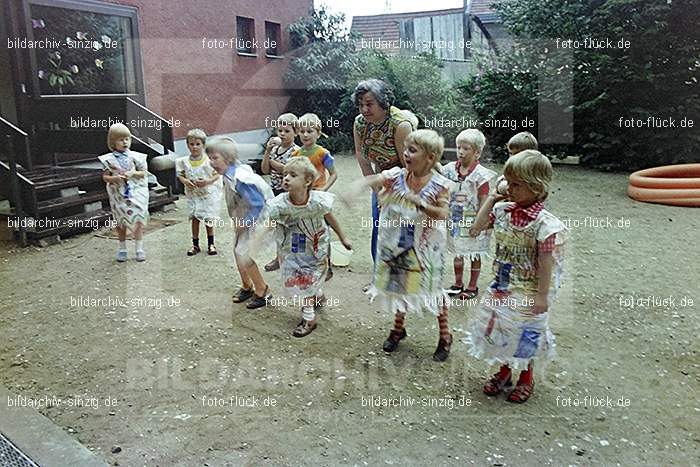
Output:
[477, 0, 700, 170]
[284, 6, 359, 153]
[284, 8, 471, 153]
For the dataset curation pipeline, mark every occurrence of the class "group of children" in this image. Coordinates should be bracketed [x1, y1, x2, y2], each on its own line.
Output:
[442, 130, 566, 403]
[100, 113, 349, 338]
[100, 111, 566, 403]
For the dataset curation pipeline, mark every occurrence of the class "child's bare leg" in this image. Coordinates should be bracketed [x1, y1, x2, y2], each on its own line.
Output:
[467, 257, 481, 291]
[133, 223, 143, 241]
[205, 224, 217, 254]
[453, 256, 464, 287]
[117, 225, 127, 242]
[191, 218, 200, 239]
[234, 253, 253, 290]
[115, 225, 129, 261]
[245, 261, 268, 296]
[133, 223, 145, 260]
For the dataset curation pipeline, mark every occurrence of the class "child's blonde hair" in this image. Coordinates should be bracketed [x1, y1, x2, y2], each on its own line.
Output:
[107, 123, 131, 150]
[507, 131, 538, 154]
[284, 157, 318, 189]
[456, 128, 486, 154]
[405, 129, 444, 166]
[277, 113, 298, 128]
[297, 113, 322, 132]
[205, 137, 238, 165]
[186, 128, 207, 144]
[503, 150, 552, 200]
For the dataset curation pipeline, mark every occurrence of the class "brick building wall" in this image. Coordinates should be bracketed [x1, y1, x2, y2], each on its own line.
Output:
[110, 0, 312, 138]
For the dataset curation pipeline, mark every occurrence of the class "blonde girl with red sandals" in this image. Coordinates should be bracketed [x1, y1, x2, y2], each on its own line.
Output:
[465, 150, 567, 403]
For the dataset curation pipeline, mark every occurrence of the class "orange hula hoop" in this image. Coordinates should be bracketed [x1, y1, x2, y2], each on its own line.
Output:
[628, 163, 700, 207]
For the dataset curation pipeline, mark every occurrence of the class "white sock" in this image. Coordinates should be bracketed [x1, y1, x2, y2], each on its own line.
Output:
[302, 306, 315, 322]
[135, 240, 144, 252]
[119, 241, 127, 251]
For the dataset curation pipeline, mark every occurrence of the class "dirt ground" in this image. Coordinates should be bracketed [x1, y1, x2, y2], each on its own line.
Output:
[1, 155, 699, 466]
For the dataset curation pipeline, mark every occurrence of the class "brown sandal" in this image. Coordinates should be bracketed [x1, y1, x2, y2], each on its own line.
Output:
[507, 381, 534, 403]
[186, 245, 201, 256]
[264, 258, 280, 271]
[292, 319, 317, 337]
[382, 328, 407, 352]
[207, 244, 218, 255]
[432, 333, 453, 362]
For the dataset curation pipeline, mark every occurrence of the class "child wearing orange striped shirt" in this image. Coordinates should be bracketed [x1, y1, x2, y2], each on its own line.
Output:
[290, 113, 337, 191]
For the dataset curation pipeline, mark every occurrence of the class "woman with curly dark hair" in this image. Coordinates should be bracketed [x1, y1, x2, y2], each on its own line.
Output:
[352, 79, 416, 263]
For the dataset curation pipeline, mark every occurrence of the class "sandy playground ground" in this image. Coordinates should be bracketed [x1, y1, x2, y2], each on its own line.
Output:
[1, 155, 699, 466]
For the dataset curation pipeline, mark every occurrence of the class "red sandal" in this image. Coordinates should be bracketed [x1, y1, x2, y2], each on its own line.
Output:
[507, 381, 534, 403]
[483, 368, 512, 396]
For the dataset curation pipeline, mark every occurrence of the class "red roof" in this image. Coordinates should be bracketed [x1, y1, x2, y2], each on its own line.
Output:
[468, 0, 496, 16]
[351, 7, 466, 53]
[350, 16, 401, 45]
[352, 7, 465, 23]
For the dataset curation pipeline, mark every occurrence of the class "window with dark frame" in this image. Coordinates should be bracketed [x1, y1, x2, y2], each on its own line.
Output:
[236, 16, 256, 54]
[264, 21, 281, 56]
[28, 1, 141, 96]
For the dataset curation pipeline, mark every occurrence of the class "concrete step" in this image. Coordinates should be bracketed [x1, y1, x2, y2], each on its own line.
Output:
[0, 386, 108, 467]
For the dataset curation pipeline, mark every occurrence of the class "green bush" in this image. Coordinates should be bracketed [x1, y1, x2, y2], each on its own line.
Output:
[284, 6, 359, 154]
[347, 50, 473, 146]
[457, 56, 536, 161]
[284, 7, 474, 154]
[491, 0, 700, 170]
